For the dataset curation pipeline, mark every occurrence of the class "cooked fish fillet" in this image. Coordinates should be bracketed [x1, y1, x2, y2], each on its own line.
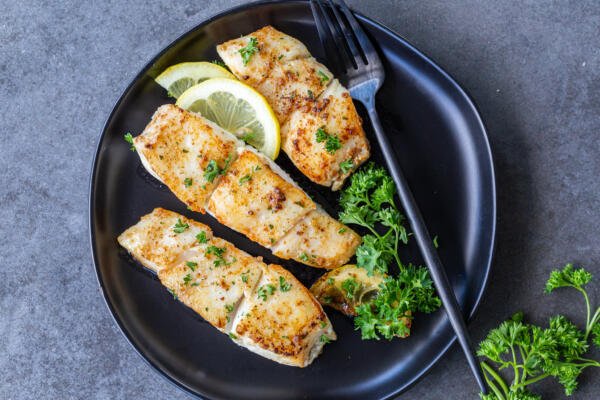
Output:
[231, 264, 335, 366]
[117, 207, 211, 273]
[217, 26, 370, 190]
[133, 104, 239, 213]
[281, 79, 370, 190]
[271, 209, 361, 269]
[133, 104, 360, 269]
[207, 148, 315, 248]
[215, 25, 311, 88]
[254, 57, 333, 123]
[118, 208, 336, 367]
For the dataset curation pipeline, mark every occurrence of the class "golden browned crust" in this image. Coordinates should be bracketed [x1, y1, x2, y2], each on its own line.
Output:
[217, 26, 370, 189]
[271, 209, 361, 269]
[134, 104, 239, 213]
[133, 106, 357, 269]
[232, 264, 335, 366]
[118, 208, 336, 367]
[207, 149, 315, 247]
[281, 80, 370, 190]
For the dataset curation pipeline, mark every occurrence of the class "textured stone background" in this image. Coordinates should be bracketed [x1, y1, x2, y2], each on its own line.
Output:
[1, 0, 598, 399]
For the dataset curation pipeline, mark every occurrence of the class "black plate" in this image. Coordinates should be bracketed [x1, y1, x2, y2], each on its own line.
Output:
[89, 1, 496, 399]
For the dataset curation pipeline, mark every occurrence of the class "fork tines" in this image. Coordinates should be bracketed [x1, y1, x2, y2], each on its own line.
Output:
[310, 0, 380, 74]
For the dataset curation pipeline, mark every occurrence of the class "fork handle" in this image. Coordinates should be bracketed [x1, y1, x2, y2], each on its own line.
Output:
[366, 107, 488, 395]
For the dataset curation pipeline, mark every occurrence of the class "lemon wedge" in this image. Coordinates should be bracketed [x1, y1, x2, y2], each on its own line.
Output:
[155, 62, 236, 99]
[176, 78, 280, 159]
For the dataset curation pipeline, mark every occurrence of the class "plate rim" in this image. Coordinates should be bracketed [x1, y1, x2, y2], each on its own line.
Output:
[88, 1, 497, 398]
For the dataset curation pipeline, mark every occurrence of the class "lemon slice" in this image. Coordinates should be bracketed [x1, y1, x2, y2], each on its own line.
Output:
[155, 62, 236, 99]
[176, 78, 280, 159]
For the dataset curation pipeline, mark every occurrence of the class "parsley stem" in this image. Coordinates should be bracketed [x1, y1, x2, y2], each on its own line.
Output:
[483, 373, 506, 400]
[586, 306, 600, 339]
[514, 373, 549, 389]
[510, 346, 520, 385]
[481, 361, 509, 397]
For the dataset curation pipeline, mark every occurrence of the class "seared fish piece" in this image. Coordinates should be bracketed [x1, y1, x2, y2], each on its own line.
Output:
[217, 26, 370, 190]
[133, 105, 359, 269]
[232, 264, 335, 366]
[216, 25, 311, 87]
[207, 148, 315, 248]
[118, 208, 336, 367]
[117, 207, 211, 273]
[133, 104, 239, 213]
[254, 57, 333, 123]
[281, 79, 370, 190]
[310, 264, 384, 316]
[271, 209, 361, 270]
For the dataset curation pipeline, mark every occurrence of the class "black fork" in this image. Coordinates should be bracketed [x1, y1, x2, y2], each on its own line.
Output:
[310, 0, 488, 394]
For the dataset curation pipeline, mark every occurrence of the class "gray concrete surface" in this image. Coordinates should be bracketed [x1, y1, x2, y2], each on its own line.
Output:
[1, 0, 599, 399]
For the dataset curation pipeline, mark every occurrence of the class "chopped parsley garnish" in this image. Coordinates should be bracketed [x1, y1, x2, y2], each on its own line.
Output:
[196, 231, 208, 244]
[239, 174, 252, 185]
[206, 245, 228, 267]
[173, 219, 189, 233]
[341, 277, 361, 300]
[315, 127, 341, 154]
[124, 132, 135, 151]
[191, 282, 200, 287]
[433, 235, 439, 249]
[320, 321, 327, 328]
[307, 89, 314, 99]
[239, 37, 259, 65]
[225, 303, 235, 313]
[241, 271, 249, 283]
[228, 333, 238, 340]
[338, 227, 347, 234]
[279, 276, 292, 292]
[326, 277, 335, 286]
[167, 288, 178, 299]
[278, 54, 284, 60]
[257, 284, 276, 301]
[241, 132, 255, 143]
[204, 156, 231, 183]
[317, 70, 329, 84]
[185, 261, 197, 271]
[183, 273, 192, 285]
[320, 334, 331, 344]
[184, 177, 193, 187]
[299, 252, 309, 262]
[339, 159, 354, 174]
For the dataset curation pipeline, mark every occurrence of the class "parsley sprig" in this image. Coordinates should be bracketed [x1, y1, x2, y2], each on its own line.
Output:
[338, 163, 441, 340]
[478, 264, 600, 400]
[339, 163, 408, 276]
[354, 265, 440, 340]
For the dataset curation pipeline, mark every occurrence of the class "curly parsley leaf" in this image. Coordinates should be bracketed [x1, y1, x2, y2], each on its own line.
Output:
[354, 265, 439, 340]
[257, 284, 276, 301]
[124, 132, 136, 151]
[478, 265, 600, 399]
[339, 159, 354, 174]
[545, 263, 592, 293]
[239, 37, 259, 65]
[173, 218, 189, 234]
[315, 127, 341, 154]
